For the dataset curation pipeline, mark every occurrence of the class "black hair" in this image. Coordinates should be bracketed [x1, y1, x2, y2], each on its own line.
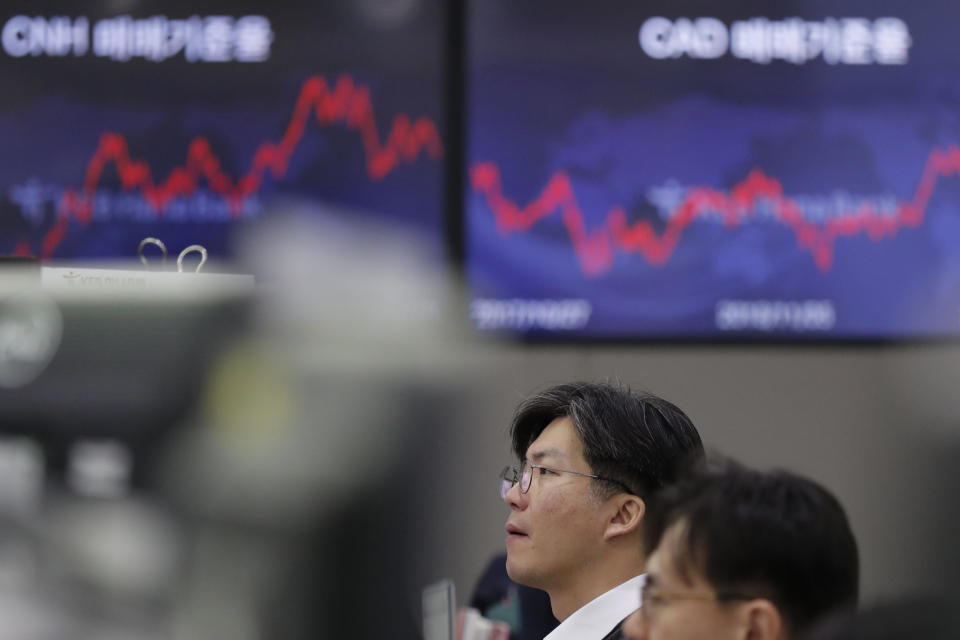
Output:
[644, 458, 860, 637]
[510, 381, 704, 499]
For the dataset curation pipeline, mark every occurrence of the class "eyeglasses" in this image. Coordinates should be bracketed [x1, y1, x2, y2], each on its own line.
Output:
[499, 460, 633, 498]
[639, 581, 753, 622]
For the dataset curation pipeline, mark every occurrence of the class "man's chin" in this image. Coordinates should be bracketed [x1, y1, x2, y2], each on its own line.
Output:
[504, 555, 522, 582]
[504, 555, 537, 588]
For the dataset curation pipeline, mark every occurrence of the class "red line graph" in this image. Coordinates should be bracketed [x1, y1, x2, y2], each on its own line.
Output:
[36, 73, 444, 259]
[471, 145, 960, 276]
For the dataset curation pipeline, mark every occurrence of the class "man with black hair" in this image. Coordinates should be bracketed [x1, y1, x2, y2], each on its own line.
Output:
[621, 459, 859, 640]
[500, 381, 704, 640]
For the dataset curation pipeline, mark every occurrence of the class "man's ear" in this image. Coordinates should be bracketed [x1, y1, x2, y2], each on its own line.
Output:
[603, 494, 645, 540]
[741, 599, 783, 640]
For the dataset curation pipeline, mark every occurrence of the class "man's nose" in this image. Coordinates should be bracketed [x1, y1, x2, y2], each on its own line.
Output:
[620, 608, 647, 640]
[503, 479, 527, 509]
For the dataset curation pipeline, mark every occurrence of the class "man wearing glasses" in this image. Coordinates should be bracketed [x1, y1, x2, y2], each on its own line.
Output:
[500, 381, 704, 640]
[620, 459, 859, 640]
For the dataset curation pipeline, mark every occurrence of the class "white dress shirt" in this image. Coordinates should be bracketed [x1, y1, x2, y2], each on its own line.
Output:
[543, 574, 644, 640]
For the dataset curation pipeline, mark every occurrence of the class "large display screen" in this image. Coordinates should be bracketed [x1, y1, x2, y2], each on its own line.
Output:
[0, 0, 446, 263]
[466, 0, 960, 340]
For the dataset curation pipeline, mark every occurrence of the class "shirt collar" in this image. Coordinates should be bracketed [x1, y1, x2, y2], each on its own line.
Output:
[544, 574, 644, 640]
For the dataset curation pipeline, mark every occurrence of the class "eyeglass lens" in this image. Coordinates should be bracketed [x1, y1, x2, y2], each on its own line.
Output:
[520, 460, 532, 493]
[500, 470, 512, 499]
[500, 461, 537, 498]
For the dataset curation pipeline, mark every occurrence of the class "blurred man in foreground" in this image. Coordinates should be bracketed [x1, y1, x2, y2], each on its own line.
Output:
[500, 381, 704, 640]
[805, 598, 959, 640]
[622, 460, 859, 640]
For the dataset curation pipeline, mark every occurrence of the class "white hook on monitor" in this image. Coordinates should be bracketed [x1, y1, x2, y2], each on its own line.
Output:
[177, 245, 208, 273]
[137, 237, 168, 268]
